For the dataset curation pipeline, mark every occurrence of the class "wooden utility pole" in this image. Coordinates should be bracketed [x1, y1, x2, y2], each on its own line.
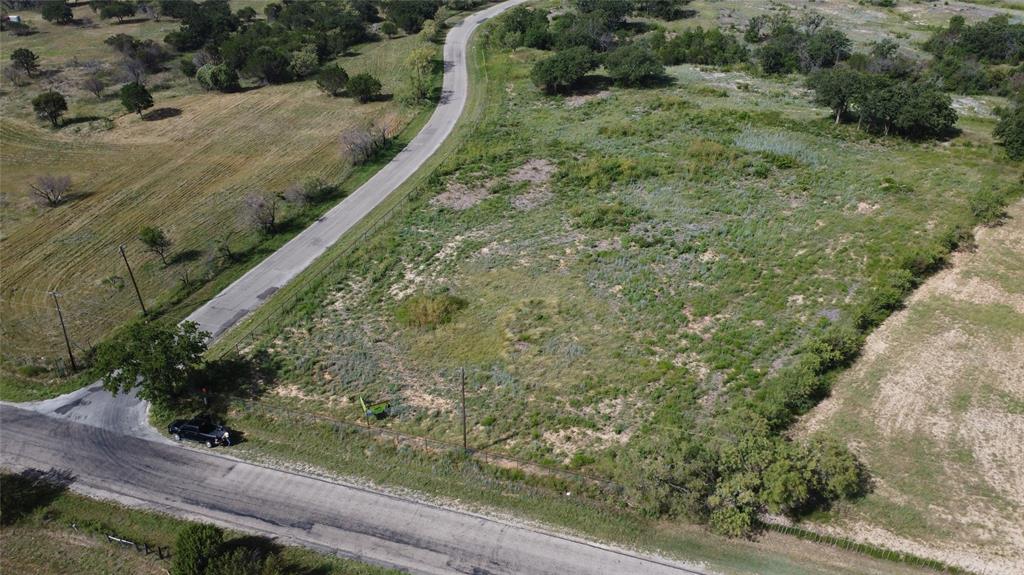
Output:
[119, 244, 147, 315]
[460, 367, 468, 453]
[49, 291, 77, 371]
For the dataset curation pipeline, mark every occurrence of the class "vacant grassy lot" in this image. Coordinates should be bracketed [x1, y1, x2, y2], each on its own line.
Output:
[799, 200, 1024, 575]
[209, 0, 1021, 570]
[0, 474, 400, 575]
[243, 16, 1019, 457]
[0, 5, 435, 379]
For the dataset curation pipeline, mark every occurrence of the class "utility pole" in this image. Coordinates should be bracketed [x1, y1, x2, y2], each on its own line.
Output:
[49, 291, 77, 372]
[460, 367, 467, 454]
[119, 244, 146, 315]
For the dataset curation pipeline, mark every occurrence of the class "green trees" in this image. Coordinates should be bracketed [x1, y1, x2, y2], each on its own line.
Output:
[98, 0, 137, 23]
[491, 6, 551, 50]
[604, 44, 664, 86]
[172, 523, 224, 575]
[380, 0, 442, 34]
[404, 46, 436, 103]
[196, 64, 240, 93]
[655, 27, 747, 66]
[748, 15, 852, 74]
[530, 46, 599, 94]
[139, 226, 173, 264]
[634, 0, 694, 21]
[346, 73, 383, 103]
[91, 321, 209, 412]
[994, 104, 1024, 160]
[42, 1, 74, 24]
[31, 91, 68, 127]
[120, 82, 155, 116]
[808, 67, 864, 123]
[807, 65, 958, 138]
[243, 46, 292, 84]
[316, 65, 349, 97]
[10, 48, 40, 76]
[288, 45, 319, 79]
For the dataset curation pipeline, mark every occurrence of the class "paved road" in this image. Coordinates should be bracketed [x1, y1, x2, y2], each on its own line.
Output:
[186, 0, 529, 340]
[0, 405, 708, 575]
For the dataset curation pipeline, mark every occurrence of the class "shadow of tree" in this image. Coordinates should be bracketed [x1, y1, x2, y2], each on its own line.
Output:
[142, 107, 182, 121]
[169, 249, 202, 265]
[0, 468, 74, 526]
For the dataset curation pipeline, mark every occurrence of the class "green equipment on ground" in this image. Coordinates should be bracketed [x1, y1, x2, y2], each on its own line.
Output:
[360, 397, 391, 420]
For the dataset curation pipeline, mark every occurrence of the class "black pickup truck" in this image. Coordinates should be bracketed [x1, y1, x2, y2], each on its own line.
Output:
[168, 418, 231, 447]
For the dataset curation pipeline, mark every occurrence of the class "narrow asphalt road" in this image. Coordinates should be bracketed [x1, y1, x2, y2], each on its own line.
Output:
[0, 405, 709, 575]
[186, 0, 529, 340]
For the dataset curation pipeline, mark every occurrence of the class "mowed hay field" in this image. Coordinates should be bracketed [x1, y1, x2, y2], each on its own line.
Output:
[0, 6, 433, 374]
[799, 200, 1024, 575]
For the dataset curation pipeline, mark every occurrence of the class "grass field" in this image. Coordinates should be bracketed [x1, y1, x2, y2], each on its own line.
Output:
[0, 5, 436, 382]
[235, 9, 1020, 462]
[0, 473, 399, 575]
[799, 200, 1024, 575]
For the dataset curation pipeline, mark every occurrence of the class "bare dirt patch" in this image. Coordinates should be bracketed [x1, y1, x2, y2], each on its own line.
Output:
[430, 179, 494, 211]
[509, 159, 557, 211]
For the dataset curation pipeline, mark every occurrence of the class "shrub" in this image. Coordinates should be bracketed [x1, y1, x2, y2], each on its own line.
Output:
[530, 46, 598, 94]
[316, 65, 349, 96]
[969, 188, 1008, 224]
[604, 43, 664, 86]
[10, 48, 40, 76]
[347, 73, 382, 103]
[395, 292, 466, 328]
[994, 104, 1024, 160]
[172, 523, 224, 575]
[196, 64, 240, 93]
[289, 45, 319, 78]
[120, 82, 154, 116]
[32, 91, 68, 127]
[571, 201, 645, 231]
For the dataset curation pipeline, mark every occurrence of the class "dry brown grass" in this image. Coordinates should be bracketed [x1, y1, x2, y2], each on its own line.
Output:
[0, 18, 429, 362]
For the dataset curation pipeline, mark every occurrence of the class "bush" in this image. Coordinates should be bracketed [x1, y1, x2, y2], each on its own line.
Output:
[196, 64, 240, 93]
[316, 65, 349, 96]
[172, 523, 224, 575]
[289, 45, 319, 78]
[571, 201, 645, 231]
[969, 188, 1008, 224]
[604, 43, 664, 86]
[530, 46, 599, 94]
[32, 91, 68, 127]
[347, 73, 382, 103]
[994, 104, 1024, 160]
[395, 292, 466, 328]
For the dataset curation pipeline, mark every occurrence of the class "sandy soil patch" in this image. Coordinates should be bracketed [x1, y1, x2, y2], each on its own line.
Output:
[509, 159, 557, 211]
[430, 179, 493, 211]
[564, 90, 611, 109]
